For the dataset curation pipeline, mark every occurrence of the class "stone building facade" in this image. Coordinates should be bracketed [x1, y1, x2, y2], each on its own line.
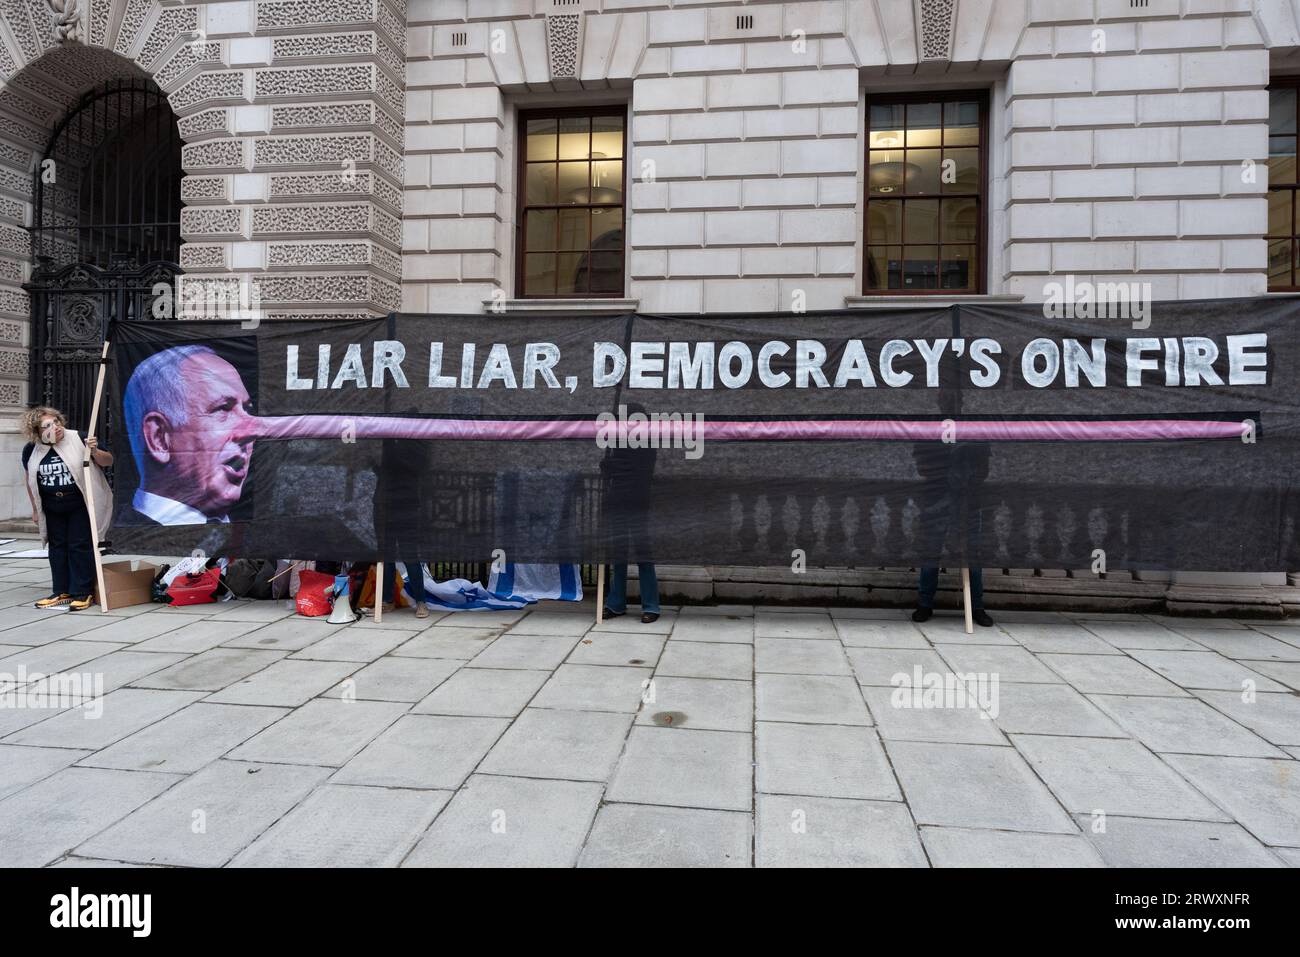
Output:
[0, 0, 1295, 583]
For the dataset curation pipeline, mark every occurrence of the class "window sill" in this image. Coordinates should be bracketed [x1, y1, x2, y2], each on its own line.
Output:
[844, 294, 1025, 309]
[481, 298, 639, 315]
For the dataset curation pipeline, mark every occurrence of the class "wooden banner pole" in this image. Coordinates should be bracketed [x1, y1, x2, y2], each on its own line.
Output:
[83, 339, 111, 613]
[961, 566, 974, 635]
[596, 564, 605, 625]
[374, 561, 384, 623]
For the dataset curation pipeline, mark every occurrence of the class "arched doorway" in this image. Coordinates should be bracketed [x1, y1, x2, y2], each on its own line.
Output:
[25, 75, 182, 442]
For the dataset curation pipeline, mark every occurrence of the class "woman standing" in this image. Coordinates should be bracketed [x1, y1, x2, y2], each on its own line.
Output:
[21, 407, 113, 611]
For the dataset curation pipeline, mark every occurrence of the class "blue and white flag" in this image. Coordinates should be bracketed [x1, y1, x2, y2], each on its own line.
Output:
[399, 562, 582, 611]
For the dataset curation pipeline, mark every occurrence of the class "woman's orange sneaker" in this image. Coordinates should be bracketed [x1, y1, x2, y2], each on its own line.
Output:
[34, 594, 70, 609]
[67, 595, 94, 611]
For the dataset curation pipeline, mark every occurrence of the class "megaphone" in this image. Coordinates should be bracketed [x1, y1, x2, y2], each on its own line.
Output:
[327, 573, 358, 624]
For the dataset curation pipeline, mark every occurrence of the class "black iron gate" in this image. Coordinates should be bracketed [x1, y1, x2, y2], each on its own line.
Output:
[24, 77, 182, 441]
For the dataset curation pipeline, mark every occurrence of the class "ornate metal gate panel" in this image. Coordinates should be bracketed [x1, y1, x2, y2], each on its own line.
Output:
[26, 260, 178, 443]
[24, 77, 182, 440]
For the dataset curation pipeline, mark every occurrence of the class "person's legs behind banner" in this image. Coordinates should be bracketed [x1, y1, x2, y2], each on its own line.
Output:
[384, 558, 429, 618]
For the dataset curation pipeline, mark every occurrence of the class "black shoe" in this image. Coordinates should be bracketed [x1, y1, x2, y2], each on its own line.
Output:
[641, 612, 659, 624]
[602, 608, 624, 619]
[911, 607, 933, 623]
[973, 609, 994, 628]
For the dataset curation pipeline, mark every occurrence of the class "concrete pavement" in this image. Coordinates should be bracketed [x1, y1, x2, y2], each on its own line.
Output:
[0, 552, 1297, 867]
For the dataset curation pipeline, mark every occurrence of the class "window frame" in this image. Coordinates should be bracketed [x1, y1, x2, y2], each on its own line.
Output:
[514, 104, 629, 300]
[1266, 77, 1300, 293]
[861, 89, 990, 296]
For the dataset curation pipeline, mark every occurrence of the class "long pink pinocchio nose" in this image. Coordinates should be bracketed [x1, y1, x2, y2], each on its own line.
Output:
[249, 414, 1249, 443]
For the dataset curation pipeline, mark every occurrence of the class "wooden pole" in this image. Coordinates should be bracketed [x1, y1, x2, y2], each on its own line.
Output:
[374, 561, 384, 622]
[596, 564, 605, 625]
[961, 566, 973, 634]
[83, 339, 111, 613]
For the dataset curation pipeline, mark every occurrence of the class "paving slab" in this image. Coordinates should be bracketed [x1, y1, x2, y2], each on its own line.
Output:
[504, 613, 594, 638]
[6, 688, 204, 750]
[1172, 629, 1300, 662]
[607, 726, 752, 811]
[1088, 694, 1287, 758]
[862, 686, 1005, 745]
[404, 775, 602, 868]
[886, 740, 1076, 833]
[1012, 735, 1231, 821]
[755, 673, 870, 726]
[69, 615, 194, 646]
[917, 618, 1018, 645]
[1161, 755, 1300, 847]
[1191, 690, 1300, 747]
[669, 615, 754, 644]
[833, 619, 930, 648]
[1126, 649, 1286, 693]
[844, 646, 949, 687]
[228, 698, 408, 767]
[220, 616, 343, 652]
[0, 743, 91, 801]
[80, 703, 290, 773]
[231, 784, 449, 868]
[0, 611, 130, 646]
[677, 605, 754, 618]
[0, 766, 177, 867]
[1038, 653, 1189, 696]
[920, 826, 1104, 867]
[1239, 659, 1300, 692]
[355, 608, 451, 631]
[462, 634, 578, 670]
[990, 683, 1127, 737]
[635, 676, 752, 732]
[567, 631, 666, 667]
[0, 639, 129, 676]
[933, 643, 1064, 684]
[133, 619, 262, 654]
[129, 648, 286, 692]
[754, 612, 837, 640]
[756, 722, 900, 800]
[50, 857, 158, 868]
[655, 640, 752, 680]
[1002, 624, 1126, 656]
[1076, 814, 1288, 867]
[531, 664, 652, 713]
[321, 656, 460, 703]
[756, 795, 927, 868]
[47, 650, 189, 694]
[390, 627, 501, 660]
[590, 611, 676, 635]
[204, 659, 360, 707]
[431, 609, 527, 627]
[578, 804, 752, 868]
[205, 602, 297, 623]
[1154, 617, 1249, 631]
[332, 714, 508, 789]
[76, 760, 330, 867]
[477, 707, 632, 782]
[827, 607, 912, 620]
[1082, 622, 1206, 651]
[288, 627, 413, 662]
[755, 637, 851, 676]
[412, 668, 549, 717]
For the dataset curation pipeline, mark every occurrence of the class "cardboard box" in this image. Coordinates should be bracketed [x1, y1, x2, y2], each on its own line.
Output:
[94, 560, 159, 612]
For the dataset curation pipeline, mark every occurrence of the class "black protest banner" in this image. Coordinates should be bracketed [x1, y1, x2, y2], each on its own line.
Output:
[106, 298, 1299, 572]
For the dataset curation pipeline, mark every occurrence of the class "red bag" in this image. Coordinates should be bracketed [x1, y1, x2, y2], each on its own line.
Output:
[295, 569, 335, 617]
[166, 567, 222, 606]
